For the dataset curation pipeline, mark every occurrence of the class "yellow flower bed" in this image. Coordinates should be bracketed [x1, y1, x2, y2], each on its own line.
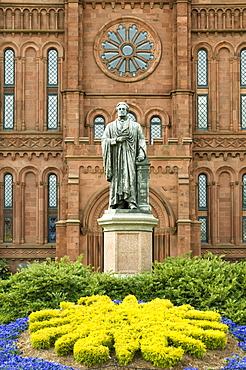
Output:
[29, 295, 228, 368]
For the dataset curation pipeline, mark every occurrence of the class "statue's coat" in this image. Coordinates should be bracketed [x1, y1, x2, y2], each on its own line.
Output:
[102, 118, 146, 208]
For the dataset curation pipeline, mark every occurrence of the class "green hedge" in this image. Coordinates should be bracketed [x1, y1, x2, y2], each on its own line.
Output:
[0, 253, 245, 324]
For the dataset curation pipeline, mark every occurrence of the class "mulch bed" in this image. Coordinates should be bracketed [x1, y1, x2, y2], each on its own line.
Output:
[18, 330, 245, 370]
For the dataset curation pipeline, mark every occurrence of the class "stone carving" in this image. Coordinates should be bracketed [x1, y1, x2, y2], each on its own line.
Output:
[102, 102, 150, 211]
[0, 137, 63, 149]
[0, 248, 56, 258]
[193, 137, 246, 149]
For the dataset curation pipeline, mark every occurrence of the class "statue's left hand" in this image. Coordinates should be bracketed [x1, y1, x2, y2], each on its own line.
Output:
[137, 155, 145, 161]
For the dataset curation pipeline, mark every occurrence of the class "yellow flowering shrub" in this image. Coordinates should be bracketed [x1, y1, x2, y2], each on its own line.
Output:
[29, 295, 229, 368]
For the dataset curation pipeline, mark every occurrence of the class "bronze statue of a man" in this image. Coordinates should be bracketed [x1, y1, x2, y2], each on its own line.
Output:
[102, 102, 146, 210]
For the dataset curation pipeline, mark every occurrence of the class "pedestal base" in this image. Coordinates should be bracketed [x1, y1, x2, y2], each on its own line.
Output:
[97, 210, 158, 274]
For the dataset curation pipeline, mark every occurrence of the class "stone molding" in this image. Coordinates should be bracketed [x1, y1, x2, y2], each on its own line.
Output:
[201, 247, 246, 259]
[0, 248, 56, 259]
[0, 5, 64, 33]
[98, 209, 158, 232]
[82, 0, 173, 9]
[192, 6, 246, 34]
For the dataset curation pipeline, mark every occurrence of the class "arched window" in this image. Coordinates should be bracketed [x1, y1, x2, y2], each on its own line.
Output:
[4, 49, 15, 130]
[197, 49, 208, 130]
[3, 173, 13, 242]
[150, 116, 162, 144]
[94, 116, 105, 138]
[242, 174, 246, 242]
[240, 49, 246, 130]
[128, 112, 137, 122]
[47, 49, 58, 130]
[198, 173, 208, 243]
[48, 174, 58, 243]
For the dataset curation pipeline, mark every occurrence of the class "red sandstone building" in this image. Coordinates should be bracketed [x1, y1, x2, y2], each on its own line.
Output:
[1, 0, 246, 272]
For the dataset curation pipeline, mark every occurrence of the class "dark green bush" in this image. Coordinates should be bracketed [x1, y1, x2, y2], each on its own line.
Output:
[92, 253, 246, 324]
[0, 256, 94, 324]
[0, 259, 11, 280]
[0, 253, 245, 325]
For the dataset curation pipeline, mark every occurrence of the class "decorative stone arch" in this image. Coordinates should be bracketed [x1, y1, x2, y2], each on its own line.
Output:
[192, 42, 213, 59]
[19, 165, 40, 183]
[41, 41, 64, 58]
[82, 184, 176, 269]
[214, 41, 234, 58]
[20, 41, 40, 57]
[0, 41, 19, 55]
[42, 166, 63, 183]
[194, 166, 214, 183]
[215, 165, 236, 183]
[0, 166, 17, 182]
[144, 108, 170, 144]
[86, 108, 111, 143]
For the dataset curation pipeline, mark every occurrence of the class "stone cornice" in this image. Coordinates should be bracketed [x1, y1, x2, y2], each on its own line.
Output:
[80, 0, 173, 9]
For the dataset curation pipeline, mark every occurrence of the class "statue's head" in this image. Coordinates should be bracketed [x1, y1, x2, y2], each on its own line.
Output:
[116, 102, 129, 117]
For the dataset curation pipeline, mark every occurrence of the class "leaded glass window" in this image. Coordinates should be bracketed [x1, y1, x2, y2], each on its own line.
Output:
[47, 94, 58, 130]
[3, 49, 15, 130]
[4, 94, 14, 130]
[242, 175, 246, 211]
[198, 174, 207, 210]
[197, 94, 208, 130]
[48, 174, 57, 208]
[4, 49, 15, 86]
[241, 95, 246, 130]
[48, 49, 58, 86]
[241, 49, 246, 87]
[48, 174, 58, 243]
[48, 216, 57, 243]
[4, 174, 13, 209]
[3, 174, 13, 243]
[150, 116, 162, 144]
[198, 216, 208, 243]
[197, 49, 208, 87]
[128, 112, 137, 122]
[94, 116, 105, 138]
[47, 49, 58, 131]
[243, 216, 246, 243]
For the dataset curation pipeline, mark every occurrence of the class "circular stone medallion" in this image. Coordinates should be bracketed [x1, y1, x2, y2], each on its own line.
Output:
[94, 17, 162, 82]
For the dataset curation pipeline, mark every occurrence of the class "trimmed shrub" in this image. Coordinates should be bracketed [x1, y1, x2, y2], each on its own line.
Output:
[141, 345, 184, 368]
[73, 340, 110, 366]
[29, 295, 228, 367]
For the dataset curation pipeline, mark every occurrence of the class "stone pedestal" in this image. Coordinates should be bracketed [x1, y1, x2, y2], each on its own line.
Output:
[97, 210, 158, 274]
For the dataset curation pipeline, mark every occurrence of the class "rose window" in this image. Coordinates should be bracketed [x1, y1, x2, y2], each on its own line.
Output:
[94, 18, 161, 82]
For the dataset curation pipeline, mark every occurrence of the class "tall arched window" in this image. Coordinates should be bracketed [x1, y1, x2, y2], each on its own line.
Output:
[198, 173, 208, 243]
[48, 174, 58, 243]
[240, 49, 246, 130]
[242, 174, 246, 242]
[47, 49, 58, 130]
[150, 116, 162, 144]
[94, 116, 105, 138]
[4, 49, 15, 130]
[3, 174, 13, 242]
[197, 49, 208, 130]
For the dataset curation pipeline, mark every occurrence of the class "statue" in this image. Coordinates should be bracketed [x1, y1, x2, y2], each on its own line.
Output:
[102, 102, 146, 210]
